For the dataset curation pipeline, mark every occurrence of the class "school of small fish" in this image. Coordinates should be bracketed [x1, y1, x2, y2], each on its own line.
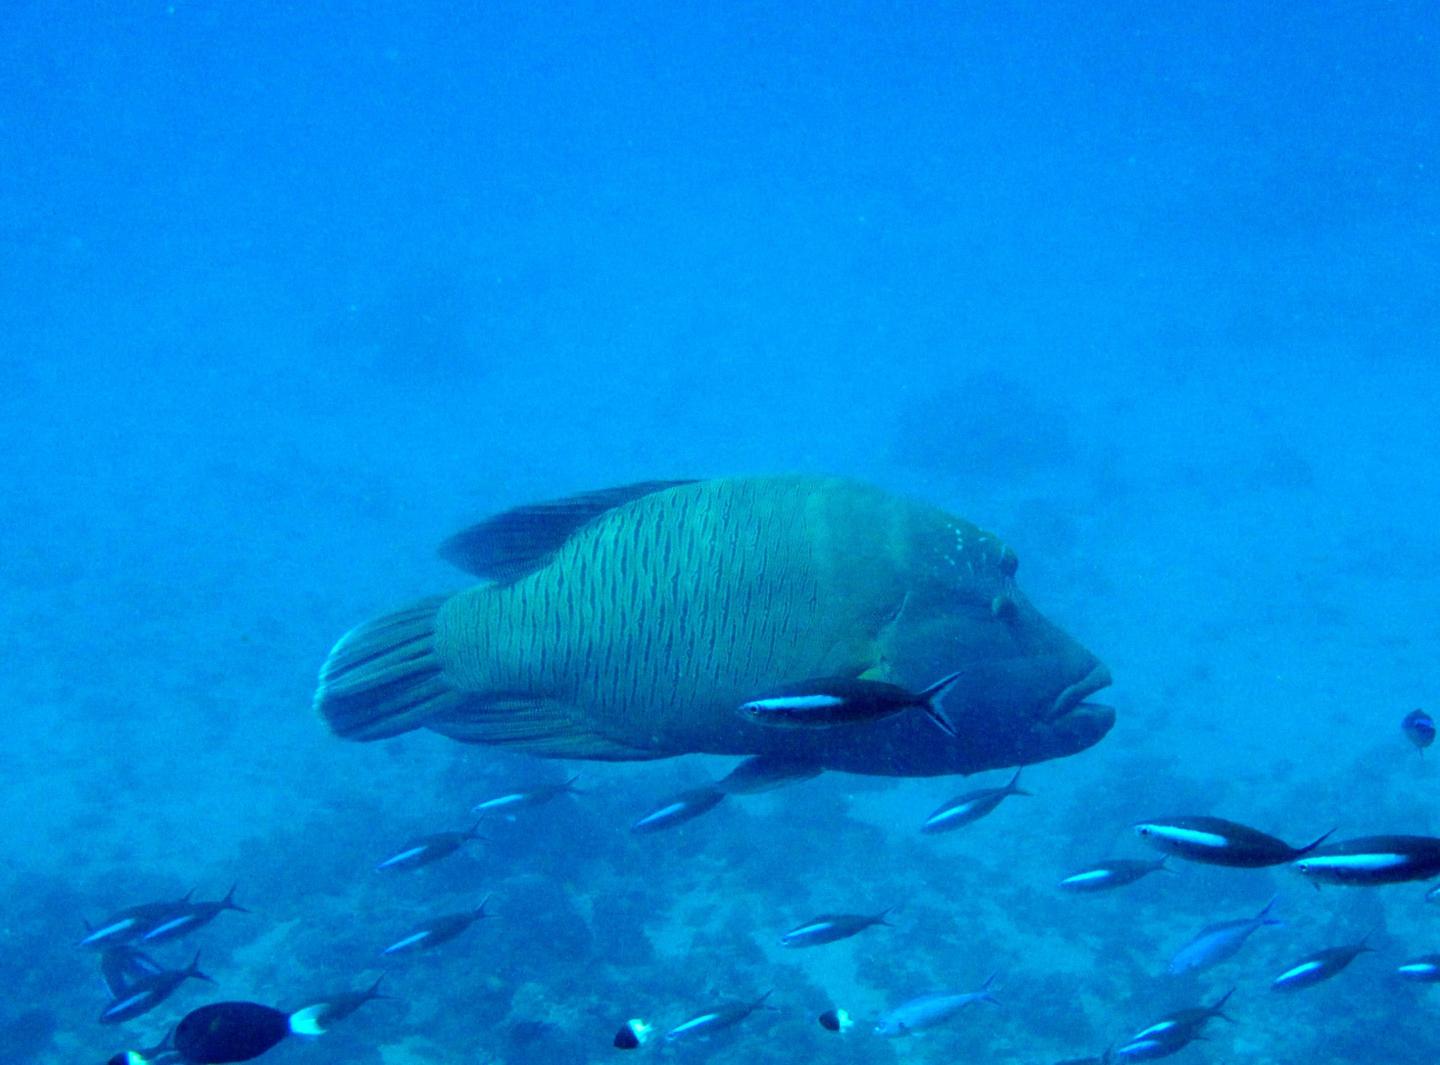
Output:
[83, 487, 1440, 1064]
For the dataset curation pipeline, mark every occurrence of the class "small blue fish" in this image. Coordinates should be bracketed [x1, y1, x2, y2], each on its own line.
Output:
[1396, 954, 1440, 982]
[631, 787, 726, 833]
[471, 776, 581, 814]
[874, 973, 999, 1036]
[1127, 988, 1234, 1044]
[375, 823, 485, 871]
[1403, 709, 1435, 753]
[664, 991, 775, 1042]
[1168, 896, 1281, 974]
[99, 945, 166, 998]
[921, 769, 1029, 834]
[740, 673, 961, 737]
[780, 909, 892, 947]
[716, 754, 823, 795]
[98, 952, 214, 1025]
[1271, 933, 1375, 992]
[1058, 858, 1169, 893]
[381, 897, 490, 956]
[138, 885, 248, 944]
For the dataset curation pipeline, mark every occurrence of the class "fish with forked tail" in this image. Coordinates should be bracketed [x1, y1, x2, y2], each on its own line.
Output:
[739, 673, 961, 736]
[314, 477, 1112, 777]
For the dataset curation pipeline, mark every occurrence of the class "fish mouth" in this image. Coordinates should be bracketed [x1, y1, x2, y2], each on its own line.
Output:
[1047, 663, 1113, 721]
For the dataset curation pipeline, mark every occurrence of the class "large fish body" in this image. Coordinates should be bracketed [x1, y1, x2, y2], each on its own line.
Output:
[316, 477, 1112, 776]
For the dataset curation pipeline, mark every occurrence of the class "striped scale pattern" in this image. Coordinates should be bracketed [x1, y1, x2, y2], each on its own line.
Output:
[433, 477, 914, 754]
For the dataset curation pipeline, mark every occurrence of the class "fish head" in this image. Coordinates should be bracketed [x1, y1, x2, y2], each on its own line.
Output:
[825, 527, 1112, 775]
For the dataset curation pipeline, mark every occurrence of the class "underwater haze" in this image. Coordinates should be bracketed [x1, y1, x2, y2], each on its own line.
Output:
[3, 2, 1439, 1062]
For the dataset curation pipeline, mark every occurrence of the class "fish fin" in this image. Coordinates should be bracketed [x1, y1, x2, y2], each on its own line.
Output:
[921, 702, 958, 738]
[1006, 767, 1031, 795]
[288, 1003, 329, 1036]
[221, 884, 248, 913]
[437, 480, 697, 581]
[1293, 828, 1337, 857]
[315, 596, 467, 740]
[425, 698, 656, 760]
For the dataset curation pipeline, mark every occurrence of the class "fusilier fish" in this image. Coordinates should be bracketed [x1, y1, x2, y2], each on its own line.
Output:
[376, 824, 484, 870]
[1134, 816, 1332, 868]
[381, 897, 490, 956]
[921, 768, 1029, 833]
[874, 973, 999, 1036]
[1059, 858, 1169, 893]
[315, 477, 1113, 777]
[1128, 988, 1234, 1043]
[664, 991, 775, 1042]
[1292, 835, 1440, 885]
[1396, 954, 1440, 982]
[739, 673, 961, 737]
[99, 952, 214, 1024]
[292, 975, 390, 1030]
[139, 885, 248, 944]
[471, 776, 580, 813]
[780, 909, 892, 947]
[1270, 934, 1374, 992]
[1168, 896, 1281, 974]
[631, 787, 726, 833]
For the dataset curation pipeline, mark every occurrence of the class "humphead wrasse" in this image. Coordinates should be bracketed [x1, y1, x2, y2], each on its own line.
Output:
[314, 476, 1113, 775]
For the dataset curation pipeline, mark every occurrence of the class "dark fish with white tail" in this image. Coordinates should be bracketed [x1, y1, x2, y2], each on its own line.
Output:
[1133, 816, 1332, 868]
[921, 769, 1029, 833]
[1292, 835, 1440, 885]
[109, 999, 333, 1065]
[1059, 858, 1169, 893]
[664, 991, 775, 1042]
[874, 973, 999, 1036]
[780, 909, 892, 947]
[740, 673, 961, 737]
[715, 754, 822, 795]
[381, 896, 490, 956]
[376, 824, 485, 870]
[1271, 932, 1374, 992]
[139, 885, 248, 944]
[315, 477, 1113, 778]
[99, 952, 214, 1024]
[471, 776, 581, 814]
[631, 787, 726, 833]
[1168, 896, 1281, 974]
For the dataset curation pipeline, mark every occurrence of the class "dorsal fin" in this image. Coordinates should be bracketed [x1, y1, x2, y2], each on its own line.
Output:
[438, 480, 697, 582]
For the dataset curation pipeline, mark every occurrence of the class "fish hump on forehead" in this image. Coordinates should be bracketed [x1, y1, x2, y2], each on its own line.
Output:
[437, 479, 698, 582]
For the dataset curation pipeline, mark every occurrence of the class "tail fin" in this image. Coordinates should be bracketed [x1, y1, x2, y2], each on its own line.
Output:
[1006, 767, 1031, 797]
[186, 952, 215, 985]
[918, 671, 963, 737]
[1206, 987, 1236, 1022]
[1293, 828, 1337, 858]
[1256, 894, 1283, 926]
[222, 885, 248, 913]
[975, 971, 1001, 1006]
[315, 597, 462, 740]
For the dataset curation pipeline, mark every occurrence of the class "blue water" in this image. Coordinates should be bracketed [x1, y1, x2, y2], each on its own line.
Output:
[3, 2, 1438, 1062]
